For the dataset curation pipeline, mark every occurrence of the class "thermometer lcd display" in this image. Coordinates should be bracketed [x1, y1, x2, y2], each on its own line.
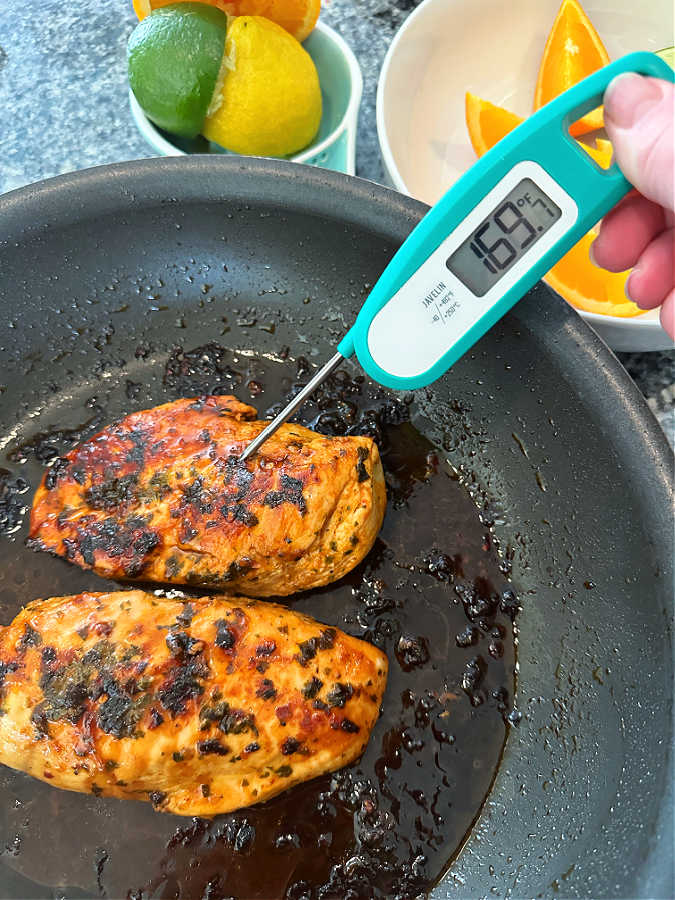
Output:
[446, 178, 562, 297]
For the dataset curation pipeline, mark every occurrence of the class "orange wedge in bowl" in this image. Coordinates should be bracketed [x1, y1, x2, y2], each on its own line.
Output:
[534, 0, 610, 136]
[132, 0, 321, 42]
[465, 94, 613, 168]
[464, 94, 641, 318]
[543, 231, 641, 317]
[465, 94, 523, 157]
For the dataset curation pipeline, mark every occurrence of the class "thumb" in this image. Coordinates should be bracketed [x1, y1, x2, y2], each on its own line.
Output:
[603, 73, 674, 212]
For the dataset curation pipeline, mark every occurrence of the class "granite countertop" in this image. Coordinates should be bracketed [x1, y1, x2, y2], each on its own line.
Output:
[0, 0, 672, 442]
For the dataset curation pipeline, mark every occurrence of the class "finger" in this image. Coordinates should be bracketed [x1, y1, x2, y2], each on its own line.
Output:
[591, 192, 666, 272]
[603, 74, 675, 212]
[625, 228, 675, 309]
[659, 289, 675, 341]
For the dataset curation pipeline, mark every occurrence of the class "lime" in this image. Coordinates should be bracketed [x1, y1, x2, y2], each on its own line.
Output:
[202, 16, 321, 157]
[128, 2, 228, 138]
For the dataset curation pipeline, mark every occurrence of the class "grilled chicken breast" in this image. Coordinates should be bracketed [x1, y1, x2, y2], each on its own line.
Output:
[28, 396, 386, 596]
[0, 590, 388, 816]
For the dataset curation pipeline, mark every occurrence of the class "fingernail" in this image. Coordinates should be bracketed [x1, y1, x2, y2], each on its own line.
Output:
[588, 239, 598, 266]
[625, 270, 646, 308]
[604, 73, 663, 129]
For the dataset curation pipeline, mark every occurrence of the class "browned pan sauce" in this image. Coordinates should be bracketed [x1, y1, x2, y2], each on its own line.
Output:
[0, 344, 519, 900]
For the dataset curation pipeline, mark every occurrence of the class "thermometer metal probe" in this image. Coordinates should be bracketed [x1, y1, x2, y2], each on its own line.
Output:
[240, 52, 673, 463]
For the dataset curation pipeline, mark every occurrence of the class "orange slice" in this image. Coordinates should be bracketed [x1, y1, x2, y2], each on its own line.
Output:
[465, 93, 613, 167]
[226, 0, 320, 41]
[543, 231, 641, 317]
[534, 0, 610, 136]
[465, 93, 523, 156]
[590, 137, 613, 169]
[464, 95, 639, 317]
[133, 0, 320, 42]
[133, 0, 202, 17]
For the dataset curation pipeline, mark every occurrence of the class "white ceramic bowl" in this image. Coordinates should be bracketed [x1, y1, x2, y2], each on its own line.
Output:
[377, 0, 674, 351]
[130, 21, 363, 175]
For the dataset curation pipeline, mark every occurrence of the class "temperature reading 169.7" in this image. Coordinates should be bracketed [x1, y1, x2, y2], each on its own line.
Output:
[446, 178, 562, 297]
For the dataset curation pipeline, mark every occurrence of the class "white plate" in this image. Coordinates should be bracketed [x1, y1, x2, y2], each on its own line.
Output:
[376, 0, 674, 351]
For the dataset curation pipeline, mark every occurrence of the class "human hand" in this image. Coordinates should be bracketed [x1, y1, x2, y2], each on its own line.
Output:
[590, 74, 674, 339]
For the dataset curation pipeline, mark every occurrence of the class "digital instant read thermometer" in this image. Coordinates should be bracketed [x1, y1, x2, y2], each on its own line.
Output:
[240, 51, 674, 461]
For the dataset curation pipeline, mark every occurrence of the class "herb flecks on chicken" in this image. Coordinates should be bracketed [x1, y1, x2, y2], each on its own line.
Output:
[0, 590, 388, 816]
[28, 396, 386, 596]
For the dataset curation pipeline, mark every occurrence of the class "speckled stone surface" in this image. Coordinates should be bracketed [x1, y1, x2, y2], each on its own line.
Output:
[0, 0, 672, 442]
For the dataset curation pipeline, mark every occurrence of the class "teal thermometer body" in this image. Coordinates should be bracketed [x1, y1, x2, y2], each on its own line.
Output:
[337, 51, 674, 390]
[239, 52, 674, 462]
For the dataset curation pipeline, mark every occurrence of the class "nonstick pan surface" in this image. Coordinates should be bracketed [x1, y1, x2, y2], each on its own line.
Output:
[0, 157, 672, 899]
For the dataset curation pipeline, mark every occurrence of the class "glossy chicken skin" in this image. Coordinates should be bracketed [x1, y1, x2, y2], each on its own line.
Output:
[0, 590, 388, 816]
[28, 396, 386, 596]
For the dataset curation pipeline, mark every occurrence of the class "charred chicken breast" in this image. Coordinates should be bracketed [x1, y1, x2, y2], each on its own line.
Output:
[28, 396, 386, 596]
[0, 590, 388, 816]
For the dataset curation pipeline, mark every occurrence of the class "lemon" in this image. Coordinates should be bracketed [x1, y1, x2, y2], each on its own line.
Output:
[202, 16, 322, 157]
[128, 3, 228, 138]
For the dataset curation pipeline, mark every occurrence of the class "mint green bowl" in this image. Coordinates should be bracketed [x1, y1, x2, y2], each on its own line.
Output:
[129, 21, 362, 175]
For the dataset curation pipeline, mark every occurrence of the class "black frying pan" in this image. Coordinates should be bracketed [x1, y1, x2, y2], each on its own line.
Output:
[0, 157, 672, 899]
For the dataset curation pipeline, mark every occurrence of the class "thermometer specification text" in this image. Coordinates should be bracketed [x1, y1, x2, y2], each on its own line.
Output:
[421, 281, 460, 325]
